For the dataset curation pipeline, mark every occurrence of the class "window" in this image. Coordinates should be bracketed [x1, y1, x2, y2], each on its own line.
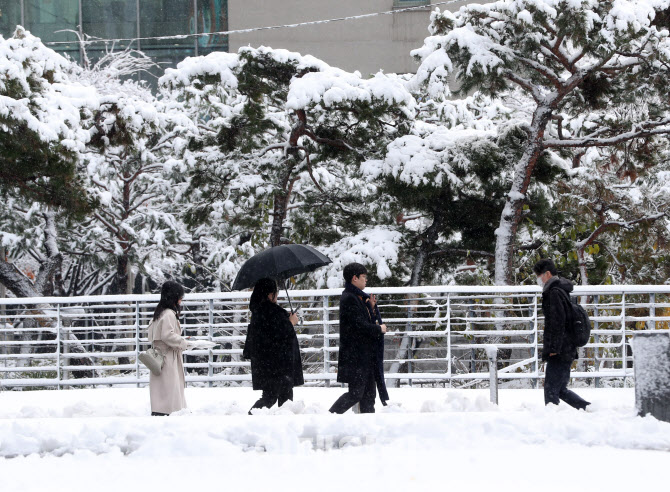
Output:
[82, 0, 138, 58]
[0, 1, 22, 39]
[140, 0, 193, 49]
[195, 0, 228, 55]
[393, 0, 431, 8]
[0, 1, 229, 84]
[24, 0, 80, 60]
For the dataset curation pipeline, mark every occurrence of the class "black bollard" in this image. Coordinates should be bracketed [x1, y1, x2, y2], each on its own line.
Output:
[632, 332, 670, 423]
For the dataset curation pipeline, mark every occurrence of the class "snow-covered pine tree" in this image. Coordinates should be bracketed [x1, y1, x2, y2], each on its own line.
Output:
[0, 27, 92, 216]
[69, 46, 193, 295]
[0, 28, 96, 297]
[410, 0, 670, 285]
[544, 146, 670, 285]
[160, 47, 416, 289]
[0, 29, 103, 371]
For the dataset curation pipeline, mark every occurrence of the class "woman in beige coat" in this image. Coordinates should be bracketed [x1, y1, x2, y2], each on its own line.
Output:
[147, 281, 192, 416]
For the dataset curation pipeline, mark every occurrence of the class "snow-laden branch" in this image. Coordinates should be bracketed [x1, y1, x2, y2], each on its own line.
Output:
[501, 70, 544, 102]
[545, 120, 670, 148]
[575, 212, 667, 251]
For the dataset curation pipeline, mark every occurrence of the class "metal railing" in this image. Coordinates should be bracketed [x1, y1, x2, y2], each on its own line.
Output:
[1, 285, 669, 390]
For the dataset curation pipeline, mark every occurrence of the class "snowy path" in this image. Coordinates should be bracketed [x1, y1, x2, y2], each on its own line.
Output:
[1, 387, 668, 491]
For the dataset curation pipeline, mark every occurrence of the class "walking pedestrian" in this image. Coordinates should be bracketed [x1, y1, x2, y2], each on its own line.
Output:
[243, 278, 304, 413]
[329, 263, 388, 414]
[534, 259, 590, 410]
[148, 280, 194, 416]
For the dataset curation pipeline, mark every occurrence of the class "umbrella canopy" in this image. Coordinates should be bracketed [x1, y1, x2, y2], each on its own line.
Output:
[232, 244, 332, 291]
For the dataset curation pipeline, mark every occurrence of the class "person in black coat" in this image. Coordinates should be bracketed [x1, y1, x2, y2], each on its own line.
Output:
[534, 259, 590, 410]
[243, 278, 304, 413]
[329, 263, 388, 414]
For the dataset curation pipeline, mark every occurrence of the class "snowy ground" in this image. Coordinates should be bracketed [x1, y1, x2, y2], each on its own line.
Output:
[1, 386, 669, 491]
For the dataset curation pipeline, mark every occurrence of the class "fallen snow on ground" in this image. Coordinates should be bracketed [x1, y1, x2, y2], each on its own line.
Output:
[1, 387, 668, 491]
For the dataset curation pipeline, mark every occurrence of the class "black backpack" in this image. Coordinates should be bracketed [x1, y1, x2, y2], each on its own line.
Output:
[558, 289, 592, 347]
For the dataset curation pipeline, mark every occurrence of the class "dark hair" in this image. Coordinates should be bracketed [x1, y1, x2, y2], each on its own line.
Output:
[153, 280, 185, 321]
[533, 259, 557, 276]
[343, 263, 368, 284]
[249, 278, 278, 313]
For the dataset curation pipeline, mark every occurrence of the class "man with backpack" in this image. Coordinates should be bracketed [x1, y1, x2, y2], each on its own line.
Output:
[534, 259, 591, 410]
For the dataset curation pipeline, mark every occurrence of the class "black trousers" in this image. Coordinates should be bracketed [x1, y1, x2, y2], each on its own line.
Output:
[544, 358, 590, 410]
[329, 369, 377, 414]
[249, 377, 293, 414]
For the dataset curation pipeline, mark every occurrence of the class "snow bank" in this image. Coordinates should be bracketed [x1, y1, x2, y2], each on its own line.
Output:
[0, 388, 668, 491]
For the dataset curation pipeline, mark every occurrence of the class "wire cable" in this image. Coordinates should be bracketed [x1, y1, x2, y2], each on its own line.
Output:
[43, 1, 464, 46]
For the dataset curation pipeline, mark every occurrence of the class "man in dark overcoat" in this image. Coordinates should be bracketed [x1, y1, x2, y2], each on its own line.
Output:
[329, 263, 388, 414]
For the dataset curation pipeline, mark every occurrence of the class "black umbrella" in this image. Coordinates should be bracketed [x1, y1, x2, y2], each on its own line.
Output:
[232, 244, 332, 312]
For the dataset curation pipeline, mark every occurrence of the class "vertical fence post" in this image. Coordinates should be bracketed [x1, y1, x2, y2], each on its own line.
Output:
[0, 246, 5, 358]
[593, 294, 600, 388]
[56, 304, 61, 390]
[135, 301, 140, 388]
[487, 346, 498, 405]
[532, 293, 539, 389]
[208, 299, 214, 388]
[621, 293, 628, 385]
[446, 293, 451, 384]
[408, 336, 414, 387]
[649, 293, 656, 330]
[323, 295, 330, 387]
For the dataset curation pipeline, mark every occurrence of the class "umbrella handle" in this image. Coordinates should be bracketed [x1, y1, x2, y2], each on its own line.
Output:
[282, 279, 295, 313]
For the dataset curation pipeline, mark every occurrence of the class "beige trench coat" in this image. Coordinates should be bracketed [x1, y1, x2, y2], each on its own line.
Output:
[147, 309, 188, 414]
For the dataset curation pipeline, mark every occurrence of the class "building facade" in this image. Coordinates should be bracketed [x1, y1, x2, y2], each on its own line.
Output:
[0, 1, 467, 75]
[0, 0, 228, 69]
[229, 0, 448, 75]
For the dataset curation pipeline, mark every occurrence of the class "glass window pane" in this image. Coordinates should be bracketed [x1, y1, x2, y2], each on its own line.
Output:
[140, 0, 193, 49]
[394, 0, 430, 6]
[0, 1, 22, 39]
[82, 0, 138, 56]
[196, 0, 228, 55]
[24, 0, 80, 61]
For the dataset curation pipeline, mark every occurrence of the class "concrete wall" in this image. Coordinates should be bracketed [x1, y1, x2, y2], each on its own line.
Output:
[228, 1, 467, 75]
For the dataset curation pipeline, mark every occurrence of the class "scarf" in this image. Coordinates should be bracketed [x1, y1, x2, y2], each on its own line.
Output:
[344, 282, 382, 324]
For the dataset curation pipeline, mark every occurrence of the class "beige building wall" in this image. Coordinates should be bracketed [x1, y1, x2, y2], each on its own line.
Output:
[228, 1, 468, 75]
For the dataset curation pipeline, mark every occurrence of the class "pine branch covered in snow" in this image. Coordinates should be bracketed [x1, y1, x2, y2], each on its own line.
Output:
[0, 27, 94, 215]
[410, 0, 670, 284]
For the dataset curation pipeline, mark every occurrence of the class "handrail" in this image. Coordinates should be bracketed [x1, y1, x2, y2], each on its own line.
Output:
[1, 285, 668, 389]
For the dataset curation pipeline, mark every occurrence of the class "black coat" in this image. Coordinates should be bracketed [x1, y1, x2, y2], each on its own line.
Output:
[336, 290, 383, 384]
[541, 277, 578, 363]
[243, 301, 304, 391]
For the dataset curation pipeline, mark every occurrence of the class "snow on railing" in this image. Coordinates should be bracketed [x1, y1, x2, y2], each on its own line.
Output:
[1, 285, 669, 390]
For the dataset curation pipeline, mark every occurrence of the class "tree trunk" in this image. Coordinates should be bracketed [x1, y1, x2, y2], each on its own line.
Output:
[270, 159, 297, 247]
[490, 106, 552, 375]
[577, 247, 589, 287]
[494, 106, 553, 285]
[189, 237, 209, 290]
[115, 254, 129, 295]
[388, 213, 443, 385]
